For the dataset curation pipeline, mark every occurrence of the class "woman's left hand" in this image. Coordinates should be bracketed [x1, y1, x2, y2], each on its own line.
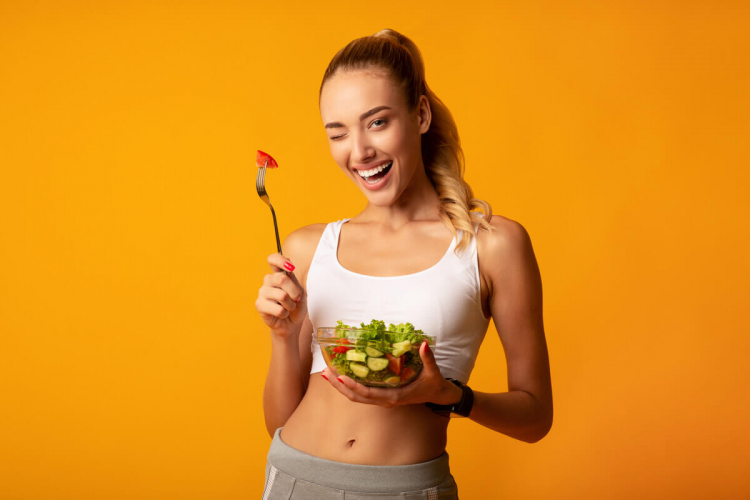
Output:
[320, 341, 463, 409]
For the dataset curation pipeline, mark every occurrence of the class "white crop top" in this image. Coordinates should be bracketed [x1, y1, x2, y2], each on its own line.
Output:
[306, 218, 491, 384]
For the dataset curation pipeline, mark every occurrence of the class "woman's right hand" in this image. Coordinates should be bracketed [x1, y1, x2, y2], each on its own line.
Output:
[255, 252, 307, 340]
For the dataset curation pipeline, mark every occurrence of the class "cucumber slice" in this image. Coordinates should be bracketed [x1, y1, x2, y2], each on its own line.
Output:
[365, 346, 384, 357]
[349, 362, 370, 378]
[346, 350, 367, 362]
[367, 357, 389, 371]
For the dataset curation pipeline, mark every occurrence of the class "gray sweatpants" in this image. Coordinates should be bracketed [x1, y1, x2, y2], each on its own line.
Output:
[262, 427, 459, 499]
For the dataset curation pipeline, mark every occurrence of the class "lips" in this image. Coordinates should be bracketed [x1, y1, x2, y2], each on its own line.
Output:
[352, 159, 392, 173]
[356, 161, 393, 180]
[356, 161, 394, 191]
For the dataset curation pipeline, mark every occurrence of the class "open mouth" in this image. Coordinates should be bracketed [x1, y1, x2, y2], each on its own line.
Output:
[357, 161, 393, 184]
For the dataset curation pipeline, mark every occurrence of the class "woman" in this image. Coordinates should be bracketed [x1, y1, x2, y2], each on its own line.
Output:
[255, 29, 553, 499]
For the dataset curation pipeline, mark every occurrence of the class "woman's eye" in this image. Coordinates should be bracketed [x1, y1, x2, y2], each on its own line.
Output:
[330, 134, 344, 140]
[371, 118, 386, 128]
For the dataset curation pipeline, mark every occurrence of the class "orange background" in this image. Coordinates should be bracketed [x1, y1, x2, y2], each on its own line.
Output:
[1, 1, 749, 498]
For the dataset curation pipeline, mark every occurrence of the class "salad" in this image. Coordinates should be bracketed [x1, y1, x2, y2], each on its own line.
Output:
[318, 319, 435, 387]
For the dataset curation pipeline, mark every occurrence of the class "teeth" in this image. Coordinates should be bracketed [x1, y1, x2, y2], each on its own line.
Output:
[358, 161, 392, 178]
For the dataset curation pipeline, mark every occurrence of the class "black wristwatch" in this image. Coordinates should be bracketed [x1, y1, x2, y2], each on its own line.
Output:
[425, 378, 474, 418]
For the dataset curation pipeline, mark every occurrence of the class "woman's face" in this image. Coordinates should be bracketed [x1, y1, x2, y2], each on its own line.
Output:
[319, 68, 430, 206]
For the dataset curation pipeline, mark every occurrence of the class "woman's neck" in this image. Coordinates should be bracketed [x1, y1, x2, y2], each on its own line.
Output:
[357, 166, 441, 230]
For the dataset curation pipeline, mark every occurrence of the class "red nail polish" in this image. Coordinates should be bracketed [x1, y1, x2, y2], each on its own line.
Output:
[283, 262, 295, 271]
[337, 377, 343, 383]
[321, 374, 328, 381]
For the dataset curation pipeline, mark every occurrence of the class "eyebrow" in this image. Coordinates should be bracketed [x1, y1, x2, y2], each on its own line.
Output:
[324, 105, 391, 129]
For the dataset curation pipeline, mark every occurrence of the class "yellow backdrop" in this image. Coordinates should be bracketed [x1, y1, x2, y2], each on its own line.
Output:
[1, 1, 748, 498]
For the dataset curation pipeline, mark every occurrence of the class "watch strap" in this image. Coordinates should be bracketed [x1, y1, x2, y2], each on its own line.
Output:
[425, 378, 474, 417]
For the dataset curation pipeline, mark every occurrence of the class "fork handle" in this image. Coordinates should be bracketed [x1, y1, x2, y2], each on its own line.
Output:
[269, 203, 282, 255]
[269, 205, 289, 276]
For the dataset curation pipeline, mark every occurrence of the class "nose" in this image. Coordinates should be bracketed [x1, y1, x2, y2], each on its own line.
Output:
[351, 130, 375, 165]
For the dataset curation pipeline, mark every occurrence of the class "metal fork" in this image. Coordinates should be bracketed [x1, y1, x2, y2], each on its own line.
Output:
[256, 159, 283, 255]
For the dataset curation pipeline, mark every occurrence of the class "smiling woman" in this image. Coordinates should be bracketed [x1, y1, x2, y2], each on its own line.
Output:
[254, 28, 553, 499]
[318, 31, 494, 249]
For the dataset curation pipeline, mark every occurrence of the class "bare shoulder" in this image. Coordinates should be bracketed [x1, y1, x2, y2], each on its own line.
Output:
[475, 214, 537, 288]
[476, 214, 532, 258]
[281, 223, 328, 282]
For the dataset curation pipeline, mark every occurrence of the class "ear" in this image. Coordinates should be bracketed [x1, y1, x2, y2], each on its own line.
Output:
[417, 95, 431, 135]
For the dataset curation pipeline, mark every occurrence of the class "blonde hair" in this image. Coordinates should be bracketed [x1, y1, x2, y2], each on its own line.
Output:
[319, 28, 494, 255]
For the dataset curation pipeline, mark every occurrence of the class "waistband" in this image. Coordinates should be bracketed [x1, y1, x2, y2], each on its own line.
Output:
[267, 427, 451, 493]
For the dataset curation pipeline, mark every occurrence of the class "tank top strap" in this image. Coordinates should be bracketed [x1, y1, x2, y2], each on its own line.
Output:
[451, 216, 483, 259]
[331, 218, 352, 246]
[446, 219, 483, 305]
[308, 218, 348, 271]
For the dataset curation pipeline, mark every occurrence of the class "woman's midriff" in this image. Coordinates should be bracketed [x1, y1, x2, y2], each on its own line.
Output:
[280, 375, 450, 465]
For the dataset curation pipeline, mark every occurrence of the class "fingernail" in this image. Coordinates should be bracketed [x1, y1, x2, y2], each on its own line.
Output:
[294, 297, 300, 302]
[321, 374, 328, 381]
[283, 262, 295, 271]
[337, 377, 343, 383]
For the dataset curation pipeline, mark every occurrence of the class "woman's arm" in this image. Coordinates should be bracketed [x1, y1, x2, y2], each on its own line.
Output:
[468, 218, 553, 443]
[258, 225, 325, 437]
[262, 314, 312, 436]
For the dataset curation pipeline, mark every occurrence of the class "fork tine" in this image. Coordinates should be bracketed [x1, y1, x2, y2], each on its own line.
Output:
[256, 158, 269, 194]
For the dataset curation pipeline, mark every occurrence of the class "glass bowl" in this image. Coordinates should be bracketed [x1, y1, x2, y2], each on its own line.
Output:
[315, 326, 436, 388]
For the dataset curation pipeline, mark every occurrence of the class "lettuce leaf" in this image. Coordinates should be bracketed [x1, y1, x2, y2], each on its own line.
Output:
[335, 318, 427, 348]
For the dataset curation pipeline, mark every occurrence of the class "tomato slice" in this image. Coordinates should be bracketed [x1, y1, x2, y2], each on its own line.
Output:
[256, 150, 279, 169]
[333, 345, 352, 354]
[386, 353, 404, 376]
[401, 366, 415, 382]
